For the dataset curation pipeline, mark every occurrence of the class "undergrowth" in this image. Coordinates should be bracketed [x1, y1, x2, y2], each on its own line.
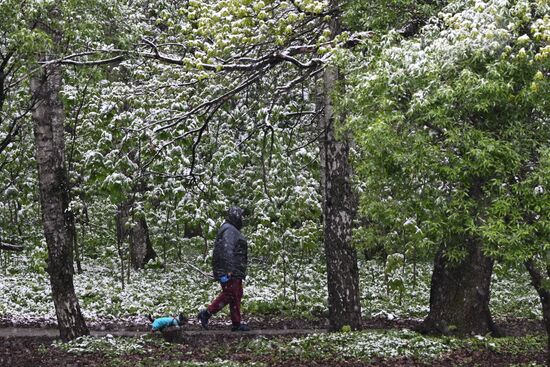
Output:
[46, 330, 546, 366]
[0, 256, 541, 324]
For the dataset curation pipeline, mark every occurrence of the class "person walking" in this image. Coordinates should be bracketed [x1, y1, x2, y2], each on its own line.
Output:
[198, 207, 250, 331]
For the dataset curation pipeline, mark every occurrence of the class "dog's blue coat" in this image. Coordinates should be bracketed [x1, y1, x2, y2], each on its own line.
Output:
[151, 316, 179, 331]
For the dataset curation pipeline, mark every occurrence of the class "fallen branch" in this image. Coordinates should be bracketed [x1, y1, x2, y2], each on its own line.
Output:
[0, 242, 24, 252]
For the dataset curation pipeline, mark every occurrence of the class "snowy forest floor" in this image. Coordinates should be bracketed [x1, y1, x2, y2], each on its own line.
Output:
[1, 259, 546, 365]
[0, 316, 547, 366]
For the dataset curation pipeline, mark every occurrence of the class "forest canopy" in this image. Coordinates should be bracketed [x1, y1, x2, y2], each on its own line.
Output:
[0, 0, 549, 365]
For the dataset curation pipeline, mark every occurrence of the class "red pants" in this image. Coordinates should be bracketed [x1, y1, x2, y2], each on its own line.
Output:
[207, 278, 243, 325]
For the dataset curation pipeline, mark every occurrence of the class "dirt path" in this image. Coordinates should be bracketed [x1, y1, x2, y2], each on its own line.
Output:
[0, 327, 326, 339]
[0, 327, 143, 338]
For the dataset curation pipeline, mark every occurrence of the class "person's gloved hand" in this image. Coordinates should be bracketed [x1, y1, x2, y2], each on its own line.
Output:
[219, 274, 231, 284]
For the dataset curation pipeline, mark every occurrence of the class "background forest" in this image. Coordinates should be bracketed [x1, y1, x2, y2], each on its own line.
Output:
[0, 0, 549, 366]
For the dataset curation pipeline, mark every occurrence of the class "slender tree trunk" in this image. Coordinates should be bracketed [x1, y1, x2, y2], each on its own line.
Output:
[525, 260, 550, 366]
[176, 221, 182, 261]
[162, 200, 172, 267]
[66, 207, 82, 274]
[115, 202, 129, 288]
[317, 5, 362, 331]
[31, 61, 88, 341]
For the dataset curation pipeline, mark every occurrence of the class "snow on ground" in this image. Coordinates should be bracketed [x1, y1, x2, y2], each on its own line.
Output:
[0, 255, 540, 327]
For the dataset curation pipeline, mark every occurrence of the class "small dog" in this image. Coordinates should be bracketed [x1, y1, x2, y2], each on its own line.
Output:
[148, 313, 188, 333]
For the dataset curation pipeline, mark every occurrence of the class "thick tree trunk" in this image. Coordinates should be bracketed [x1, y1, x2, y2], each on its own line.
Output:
[525, 260, 550, 366]
[420, 238, 498, 336]
[420, 176, 498, 336]
[317, 6, 362, 331]
[31, 62, 88, 341]
[129, 216, 156, 269]
[116, 201, 156, 270]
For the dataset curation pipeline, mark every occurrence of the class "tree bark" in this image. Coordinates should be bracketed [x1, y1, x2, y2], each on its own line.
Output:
[115, 202, 128, 289]
[31, 62, 89, 341]
[66, 207, 82, 274]
[419, 241, 498, 335]
[129, 216, 156, 269]
[116, 200, 156, 270]
[525, 260, 550, 366]
[317, 4, 362, 331]
[420, 177, 498, 335]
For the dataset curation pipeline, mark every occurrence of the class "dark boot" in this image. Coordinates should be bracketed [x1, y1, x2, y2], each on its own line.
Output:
[197, 310, 211, 329]
[231, 323, 250, 332]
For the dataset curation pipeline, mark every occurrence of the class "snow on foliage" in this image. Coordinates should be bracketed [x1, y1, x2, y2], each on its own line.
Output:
[0, 257, 540, 325]
[246, 329, 458, 362]
[346, 0, 549, 267]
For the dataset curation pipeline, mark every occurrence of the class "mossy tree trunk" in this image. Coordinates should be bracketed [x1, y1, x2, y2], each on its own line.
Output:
[525, 260, 550, 366]
[421, 178, 497, 336]
[420, 242, 497, 335]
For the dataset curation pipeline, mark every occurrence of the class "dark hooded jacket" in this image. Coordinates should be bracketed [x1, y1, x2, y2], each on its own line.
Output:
[212, 207, 248, 280]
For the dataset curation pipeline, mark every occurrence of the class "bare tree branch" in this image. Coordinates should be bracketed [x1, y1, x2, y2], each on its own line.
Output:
[188, 102, 224, 179]
[56, 55, 126, 66]
[277, 65, 326, 91]
[38, 50, 125, 66]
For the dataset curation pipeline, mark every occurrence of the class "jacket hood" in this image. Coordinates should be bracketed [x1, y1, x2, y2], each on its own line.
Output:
[226, 206, 244, 230]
